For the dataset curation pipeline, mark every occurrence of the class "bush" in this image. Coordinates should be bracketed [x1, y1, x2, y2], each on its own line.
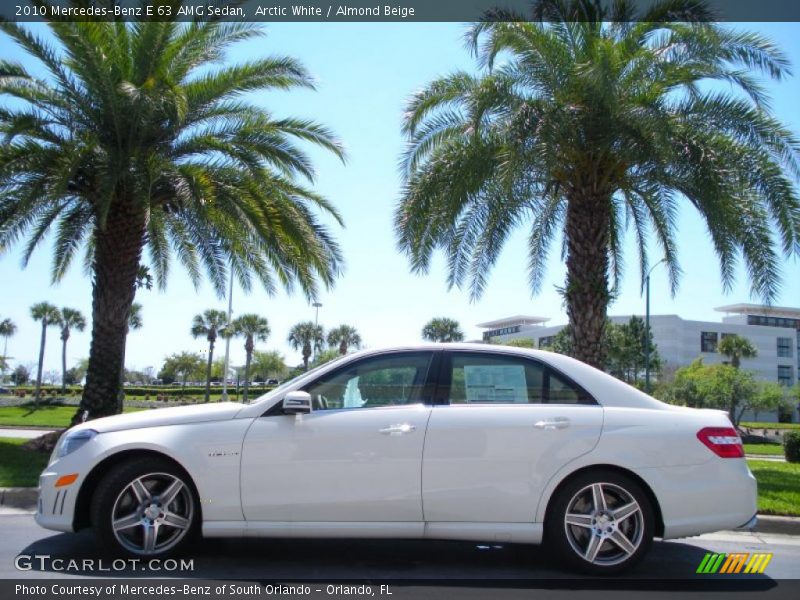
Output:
[785, 431, 800, 463]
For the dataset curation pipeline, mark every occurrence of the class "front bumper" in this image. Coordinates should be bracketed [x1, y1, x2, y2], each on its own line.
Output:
[34, 468, 79, 533]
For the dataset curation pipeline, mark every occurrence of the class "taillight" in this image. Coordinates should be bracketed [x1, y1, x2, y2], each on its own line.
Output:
[696, 427, 744, 458]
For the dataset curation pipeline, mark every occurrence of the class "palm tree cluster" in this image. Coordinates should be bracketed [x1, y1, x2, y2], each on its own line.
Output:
[396, 0, 800, 367]
[1, 11, 346, 423]
[288, 321, 363, 371]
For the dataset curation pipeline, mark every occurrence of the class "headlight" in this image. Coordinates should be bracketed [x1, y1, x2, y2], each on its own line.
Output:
[57, 429, 98, 458]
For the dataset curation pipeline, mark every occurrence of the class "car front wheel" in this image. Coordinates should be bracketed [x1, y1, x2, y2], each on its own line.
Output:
[91, 457, 198, 557]
[546, 470, 654, 575]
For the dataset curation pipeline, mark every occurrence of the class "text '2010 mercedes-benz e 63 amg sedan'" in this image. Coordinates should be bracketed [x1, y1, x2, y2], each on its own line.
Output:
[37, 343, 756, 575]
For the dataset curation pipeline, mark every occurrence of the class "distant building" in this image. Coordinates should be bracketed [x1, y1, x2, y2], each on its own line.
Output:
[479, 304, 800, 386]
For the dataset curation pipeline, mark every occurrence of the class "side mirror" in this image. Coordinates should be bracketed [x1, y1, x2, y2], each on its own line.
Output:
[282, 391, 312, 415]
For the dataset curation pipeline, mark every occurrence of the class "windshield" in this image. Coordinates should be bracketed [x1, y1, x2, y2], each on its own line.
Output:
[245, 354, 353, 404]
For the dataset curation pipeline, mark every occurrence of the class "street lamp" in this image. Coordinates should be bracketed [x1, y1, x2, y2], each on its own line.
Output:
[312, 302, 322, 361]
[644, 258, 666, 394]
[221, 268, 235, 401]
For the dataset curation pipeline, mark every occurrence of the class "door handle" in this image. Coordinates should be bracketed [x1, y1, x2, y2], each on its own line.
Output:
[379, 423, 416, 435]
[534, 417, 570, 430]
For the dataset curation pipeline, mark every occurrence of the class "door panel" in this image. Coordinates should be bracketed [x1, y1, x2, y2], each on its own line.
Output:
[240, 351, 437, 522]
[241, 405, 431, 521]
[422, 404, 602, 522]
[422, 351, 603, 522]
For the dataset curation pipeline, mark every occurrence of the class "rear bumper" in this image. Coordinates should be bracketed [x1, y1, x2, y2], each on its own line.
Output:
[735, 513, 758, 531]
[634, 458, 757, 540]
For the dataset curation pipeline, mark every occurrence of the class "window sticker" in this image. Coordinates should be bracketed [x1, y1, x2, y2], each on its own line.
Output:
[463, 364, 528, 403]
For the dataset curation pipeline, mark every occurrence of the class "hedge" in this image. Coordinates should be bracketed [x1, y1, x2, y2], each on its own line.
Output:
[5, 385, 277, 398]
[785, 431, 800, 463]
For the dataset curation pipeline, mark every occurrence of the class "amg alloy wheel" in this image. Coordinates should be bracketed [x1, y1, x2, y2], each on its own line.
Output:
[547, 470, 654, 575]
[92, 457, 198, 557]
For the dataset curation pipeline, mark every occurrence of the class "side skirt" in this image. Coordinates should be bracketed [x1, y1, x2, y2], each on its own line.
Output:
[203, 521, 542, 544]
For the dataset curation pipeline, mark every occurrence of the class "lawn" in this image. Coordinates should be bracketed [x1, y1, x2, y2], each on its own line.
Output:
[0, 405, 143, 428]
[748, 460, 800, 517]
[741, 422, 800, 430]
[0, 438, 50, 487]
[743, 443, 783, 456]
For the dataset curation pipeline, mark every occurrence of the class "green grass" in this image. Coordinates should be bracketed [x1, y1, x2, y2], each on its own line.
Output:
[743, 443, 784, 456]
[741, 422, 800, 430]
[0, 405, 143, 428]
[0, 438, 49, 487]
[748, 460, 800, 516]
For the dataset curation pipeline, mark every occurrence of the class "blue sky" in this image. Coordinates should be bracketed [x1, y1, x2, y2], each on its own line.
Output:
[1, 22, 799, 376]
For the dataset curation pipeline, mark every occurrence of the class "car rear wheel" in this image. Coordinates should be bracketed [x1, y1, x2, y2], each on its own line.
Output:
[546, 470, 654, 575]
[91, 457, 198, 557]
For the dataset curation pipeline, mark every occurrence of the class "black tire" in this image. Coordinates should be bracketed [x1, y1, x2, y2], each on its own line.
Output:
[545, 469, 654, 576]
[90, 456, 199, 557]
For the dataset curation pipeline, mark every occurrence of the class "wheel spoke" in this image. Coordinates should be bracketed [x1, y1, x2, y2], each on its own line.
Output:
[609, 529, 637, 556]
[584, 534, 603, 563]
[142, 522, 158, 553]
[565, 513, 593, 528]
[591, 484, 607, 512]
[612, 501, 640, 523]
[159, 479, 184, 507]
[130, 478, 150, 504]
[162, 511, 189, 530]
[113, 512, 141, 532]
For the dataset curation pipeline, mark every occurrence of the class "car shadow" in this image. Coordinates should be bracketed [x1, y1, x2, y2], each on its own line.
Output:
[16, 532, 779, 591]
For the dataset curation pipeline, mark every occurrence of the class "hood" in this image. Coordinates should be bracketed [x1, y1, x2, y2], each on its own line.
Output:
[73, 402, 244, 433]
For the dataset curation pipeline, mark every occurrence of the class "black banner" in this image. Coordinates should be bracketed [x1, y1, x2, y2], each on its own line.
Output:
[4, 579, 800, 600]
[3, 0, 800, 23]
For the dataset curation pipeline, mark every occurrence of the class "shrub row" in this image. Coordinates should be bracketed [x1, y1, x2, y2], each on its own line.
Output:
[7, 384, 277, 398]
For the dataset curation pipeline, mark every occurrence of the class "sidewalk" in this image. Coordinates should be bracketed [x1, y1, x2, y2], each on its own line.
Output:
[0, 427, 56, 439]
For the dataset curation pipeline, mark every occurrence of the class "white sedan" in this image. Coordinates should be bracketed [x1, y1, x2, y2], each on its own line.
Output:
[36, 344, 756, 574]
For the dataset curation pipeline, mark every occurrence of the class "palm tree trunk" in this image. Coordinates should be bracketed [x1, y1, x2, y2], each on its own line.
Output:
[61, 334, 68, 393]
[303, 343, 310, 370]
[565, 190, 611, 368]
[243, 351, 252, 403]
[339, 341, 346, 355]
[35, 321, 47, 407]
[204, 340, 215, 403]
[73, 202, 146, 425]
[116, 334, 128, 414]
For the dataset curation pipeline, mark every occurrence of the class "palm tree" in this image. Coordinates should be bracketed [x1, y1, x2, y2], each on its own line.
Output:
[0, 318, 16, 369]
[718, 334, 758, 369]
[288, 321, 325, 370]
[57, 308, 86, 393]
[230, 314, 270, 402]
[115, 302, 144, 412]
[396, 0, 800, 368]
[327, 324, 362, 355]
[30, 302, 61, 405]
[191, 309, 229, 402]
[718, 333, 758, 422]
[422, 318, 464, 343]
[0, 12, 345, 424]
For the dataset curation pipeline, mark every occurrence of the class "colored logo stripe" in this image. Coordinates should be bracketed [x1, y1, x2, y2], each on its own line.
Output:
[696, 552, 773, 574]
[744, 553, 773, 574]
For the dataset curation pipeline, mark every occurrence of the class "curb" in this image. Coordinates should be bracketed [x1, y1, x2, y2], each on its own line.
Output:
[0, 487, 39, 509]
[1, 486, 799, 537]
[752, 515, 800, 536]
